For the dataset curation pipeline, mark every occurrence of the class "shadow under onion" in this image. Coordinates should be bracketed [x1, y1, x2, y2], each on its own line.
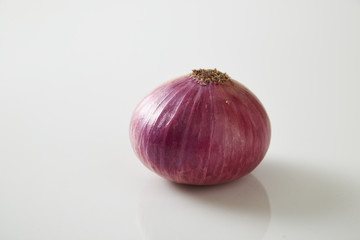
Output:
[254, 158, 354, 220]
[137, 174, 270, 240]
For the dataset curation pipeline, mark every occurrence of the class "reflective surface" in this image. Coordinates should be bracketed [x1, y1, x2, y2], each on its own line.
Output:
[138, 175, 270, 240]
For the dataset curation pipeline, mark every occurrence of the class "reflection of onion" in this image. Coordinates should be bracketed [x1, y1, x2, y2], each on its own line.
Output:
[130, 69, 271, 185]
[137, 175, 270, 240]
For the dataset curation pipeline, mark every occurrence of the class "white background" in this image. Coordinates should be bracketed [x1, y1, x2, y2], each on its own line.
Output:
[1, 0, 360, 239]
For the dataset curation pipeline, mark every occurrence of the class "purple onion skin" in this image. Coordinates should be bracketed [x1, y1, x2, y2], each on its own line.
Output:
[130, 74, 271, 185]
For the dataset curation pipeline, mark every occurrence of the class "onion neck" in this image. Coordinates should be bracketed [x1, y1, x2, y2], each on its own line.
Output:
[191, 69, 230, 85]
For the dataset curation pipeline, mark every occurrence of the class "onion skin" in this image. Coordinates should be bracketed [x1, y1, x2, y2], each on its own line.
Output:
[130, 71, 271, 185]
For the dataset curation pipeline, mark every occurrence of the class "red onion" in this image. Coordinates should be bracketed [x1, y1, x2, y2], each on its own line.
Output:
[130, 69, 271, 185]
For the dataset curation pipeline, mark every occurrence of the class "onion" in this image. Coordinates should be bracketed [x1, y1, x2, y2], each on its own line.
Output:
[130, 69, 271, 185]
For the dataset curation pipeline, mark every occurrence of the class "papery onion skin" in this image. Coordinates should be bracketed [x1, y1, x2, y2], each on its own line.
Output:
[130, 70, 271, 185]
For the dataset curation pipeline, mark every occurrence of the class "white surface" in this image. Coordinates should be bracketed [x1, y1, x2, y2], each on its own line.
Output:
[1, 0, 360, 239]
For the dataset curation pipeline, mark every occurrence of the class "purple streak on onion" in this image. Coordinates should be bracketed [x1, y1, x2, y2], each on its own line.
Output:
[130, 69, 271, 185]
